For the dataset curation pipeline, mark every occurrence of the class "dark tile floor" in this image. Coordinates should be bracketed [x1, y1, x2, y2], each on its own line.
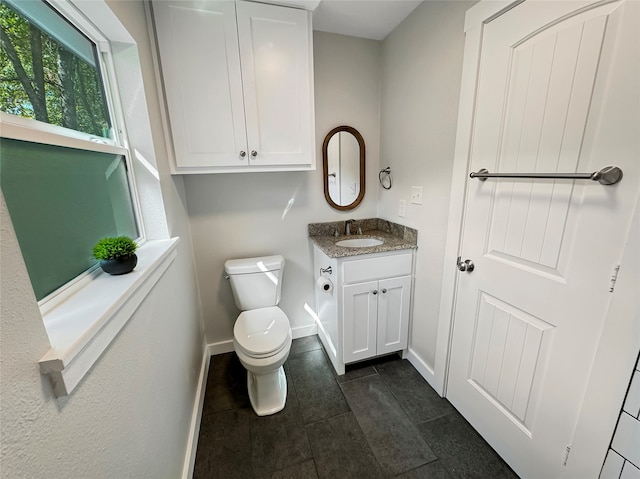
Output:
[193, 336, 519, 479]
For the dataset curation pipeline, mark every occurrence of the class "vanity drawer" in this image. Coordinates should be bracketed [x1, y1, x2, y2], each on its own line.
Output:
[342, 252, 412, 283]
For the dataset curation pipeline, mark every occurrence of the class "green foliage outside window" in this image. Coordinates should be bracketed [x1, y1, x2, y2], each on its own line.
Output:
[0, 0, 111, 137]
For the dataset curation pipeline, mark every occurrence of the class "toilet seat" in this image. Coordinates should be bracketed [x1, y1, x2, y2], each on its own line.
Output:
[234, 306, 290, 359]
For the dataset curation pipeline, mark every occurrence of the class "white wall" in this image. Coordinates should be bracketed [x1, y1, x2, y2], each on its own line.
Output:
[186, 31, 381, 344]
[378, 0, 475, 371]
[0, 1, 204, 477]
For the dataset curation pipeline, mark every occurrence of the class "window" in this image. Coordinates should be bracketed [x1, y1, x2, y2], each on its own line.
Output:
[0, 0, 111, 137]
[0, 0, 140, 302]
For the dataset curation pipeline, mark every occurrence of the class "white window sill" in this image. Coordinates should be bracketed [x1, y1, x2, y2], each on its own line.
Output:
[39, 238, 179, 397]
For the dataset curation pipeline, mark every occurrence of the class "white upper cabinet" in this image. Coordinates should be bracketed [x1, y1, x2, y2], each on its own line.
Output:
[237, 2, 314, 168]
[152, 0, 315, 173]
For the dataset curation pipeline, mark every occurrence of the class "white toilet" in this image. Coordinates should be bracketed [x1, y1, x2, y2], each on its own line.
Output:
[224, 255, 292, 416]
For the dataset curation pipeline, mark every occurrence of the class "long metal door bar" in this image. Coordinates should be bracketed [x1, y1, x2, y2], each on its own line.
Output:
[470, 166, 623, 185]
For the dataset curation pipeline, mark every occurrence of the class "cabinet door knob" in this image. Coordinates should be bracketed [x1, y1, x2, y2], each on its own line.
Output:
[251, 150, 258, 157]
[372, 290, 378, 295]
[239, 150, 246, 158]
[381, 288, 387, 294]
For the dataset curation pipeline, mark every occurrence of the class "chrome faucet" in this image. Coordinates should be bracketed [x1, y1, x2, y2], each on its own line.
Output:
[345, 219, 356, 235]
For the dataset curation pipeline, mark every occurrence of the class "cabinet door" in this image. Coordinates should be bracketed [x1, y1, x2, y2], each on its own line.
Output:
[236, 1, 314, 167]
[343, 281, 378, 363]
[153, 0, 248, 169]
[377, 276, 411, 356]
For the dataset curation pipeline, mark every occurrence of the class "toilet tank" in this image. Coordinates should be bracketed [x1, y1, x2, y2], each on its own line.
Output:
[224, 255, 284, 311]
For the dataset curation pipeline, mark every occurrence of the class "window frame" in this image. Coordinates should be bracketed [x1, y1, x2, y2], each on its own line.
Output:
[0, 0, 145, 309]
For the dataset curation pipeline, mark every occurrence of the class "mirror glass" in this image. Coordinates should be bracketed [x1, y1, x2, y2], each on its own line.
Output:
[323, 126, 365, 210]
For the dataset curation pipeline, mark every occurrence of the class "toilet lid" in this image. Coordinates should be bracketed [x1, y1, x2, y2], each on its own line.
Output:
[234, 307, 290, 358]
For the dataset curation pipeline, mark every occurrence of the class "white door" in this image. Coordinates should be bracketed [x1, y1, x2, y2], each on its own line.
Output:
[343, 281, 377, 363]
[377, 276, 411, 356]
[447, 1, 639, 478]
[236, 1, 313, 166]
[153, 0, 247, 168]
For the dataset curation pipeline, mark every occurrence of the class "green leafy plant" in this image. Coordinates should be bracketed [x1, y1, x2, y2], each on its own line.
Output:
[92, 236, 137, 261]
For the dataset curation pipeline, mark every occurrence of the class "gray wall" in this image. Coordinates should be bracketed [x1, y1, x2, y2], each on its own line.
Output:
[186, 31, 382, 343]
[378, 0, 475, 370]
[0, 1, 203, 477]
[184, 0, 475, 370]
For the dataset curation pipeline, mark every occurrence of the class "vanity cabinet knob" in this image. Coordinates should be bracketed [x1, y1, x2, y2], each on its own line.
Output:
[372, 290, 378, 295]
[239, 150, 246, 158]
[381, 289, 387, 294]
[251, 150, 258, 157]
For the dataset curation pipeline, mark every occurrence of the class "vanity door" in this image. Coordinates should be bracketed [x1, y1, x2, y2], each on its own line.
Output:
[376, 276, 411, 356]
[342, 280, 378, 363]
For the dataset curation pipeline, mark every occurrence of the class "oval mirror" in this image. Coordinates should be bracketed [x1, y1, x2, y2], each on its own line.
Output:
[323, 126, 365, 210]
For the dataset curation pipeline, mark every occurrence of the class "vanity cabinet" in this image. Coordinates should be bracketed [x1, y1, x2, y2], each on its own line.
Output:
[152, 0, 315, 174]
[343, 275, 411, 363]
[313, 245, 414, 375]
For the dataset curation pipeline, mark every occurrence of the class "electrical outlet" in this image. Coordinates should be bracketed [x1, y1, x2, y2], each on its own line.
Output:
[398, 200, 406, 217]
[411, 186, 423, 205]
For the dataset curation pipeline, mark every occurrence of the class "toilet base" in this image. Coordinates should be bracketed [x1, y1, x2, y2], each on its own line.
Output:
[247, 366, 287, 416]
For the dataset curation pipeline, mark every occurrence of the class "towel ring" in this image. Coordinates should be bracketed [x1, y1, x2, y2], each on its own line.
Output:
[379, 167, 392, 190]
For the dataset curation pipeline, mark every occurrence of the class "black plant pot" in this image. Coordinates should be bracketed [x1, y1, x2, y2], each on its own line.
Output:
[100, 254, 137, 275]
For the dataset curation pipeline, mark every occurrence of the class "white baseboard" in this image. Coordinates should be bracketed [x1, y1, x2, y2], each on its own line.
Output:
[407, 348, 443, 396]
[208, 339, 234, 355]
[206, 324, 317, 357]
[292, 323, 317, 339]
[182, 343, 210, 479]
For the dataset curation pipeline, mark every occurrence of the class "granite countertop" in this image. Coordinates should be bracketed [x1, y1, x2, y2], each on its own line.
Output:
[308, 218, 417, 258]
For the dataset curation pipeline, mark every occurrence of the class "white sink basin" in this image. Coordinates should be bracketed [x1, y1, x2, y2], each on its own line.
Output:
[335, 237, 384, 248]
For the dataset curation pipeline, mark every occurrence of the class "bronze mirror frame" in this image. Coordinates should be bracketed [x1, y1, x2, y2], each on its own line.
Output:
[322, 125, 366, 211]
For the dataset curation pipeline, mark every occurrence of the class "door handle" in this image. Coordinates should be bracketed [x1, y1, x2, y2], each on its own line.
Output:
[457, 256, 475, 272]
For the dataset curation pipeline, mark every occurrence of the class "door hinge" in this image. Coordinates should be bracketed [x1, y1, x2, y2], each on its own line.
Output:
[609, 265, 620, 293]
[562, 444, 572, 466]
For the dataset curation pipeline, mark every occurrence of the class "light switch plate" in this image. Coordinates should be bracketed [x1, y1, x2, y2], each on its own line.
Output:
[411, 186, 423, 205]
[398, 200, 406, 217]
